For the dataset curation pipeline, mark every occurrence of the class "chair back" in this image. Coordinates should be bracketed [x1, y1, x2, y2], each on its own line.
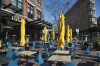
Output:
[85, 47, 90, 54]
[57, 46, 61, 50]
[40, 63, 48, 66]
[38, 51, 44, 65]
[19, 47, 25, 52]
[6, 50, 14, 59]
[7, 60, 18, 66]
[65, 62, 75, 66]
[13, 50, 19, 59]
[31, 42, 36, 50]
[97, 51, 100, 58]
[7, 42, 12, 48]
[46, 48, 50, 57]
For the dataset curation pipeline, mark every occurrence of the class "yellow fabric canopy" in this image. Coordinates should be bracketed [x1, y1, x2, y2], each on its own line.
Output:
[69, 28, 73, 42]
[52, 27, 55, 40]
[58, 14, 65, 49]
[44, 26, 47, 43]
[20, 18, 26, 46]
[66, 25, 70, 43]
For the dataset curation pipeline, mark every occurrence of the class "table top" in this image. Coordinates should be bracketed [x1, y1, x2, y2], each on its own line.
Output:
[32, 48, 45, 51]
[0, 56, 11, 65]
[0, 48, 12, 53]
[48, 55, 71, 62]
[18, 51, 37, 56]
[53, 50, 69, 55]
[11, 47, 22, 50]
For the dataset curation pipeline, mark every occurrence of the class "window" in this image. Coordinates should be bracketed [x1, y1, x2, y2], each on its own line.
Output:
[12, 0, 22, 14]
[12, 0, 22, 9]
[90, 0, 94, 1]
[89, 10, 95, 15]
[28, 4, 34, 19]
[90, 18, 97, 22]
[37, 10, 41, 19]
[90, 3, 95, 8]
[37, 0, 41, 5]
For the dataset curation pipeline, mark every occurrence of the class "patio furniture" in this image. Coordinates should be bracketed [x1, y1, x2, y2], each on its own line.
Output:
[4, 42, 12, 48]
[85, 47, 90, 54]
[38, 51, 44, 65]
[19, 47, 25, 52]
[64, 62, 75, 66]
[18, 51, 37, 65]
[11, 47, 22, 50]
[53, 50, 69, 55]
[45, 48, 50, 57]
[48, 55, 71, 62]
[0, 48, 12, 53]
[30, 42, 36, 50]
[48, 55, 71, 66]
[13, 50, 19, 59]
[0, 56, 11, 65]
[38, 51, 49, 66]
[6, 60, 18, 66]
[97, 51, 100, 58]
[6, 50, 14, 60]
[32, 48, 45, 52]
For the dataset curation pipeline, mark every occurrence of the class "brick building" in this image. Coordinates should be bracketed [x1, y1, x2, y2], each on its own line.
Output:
[0, 0, 52, 42]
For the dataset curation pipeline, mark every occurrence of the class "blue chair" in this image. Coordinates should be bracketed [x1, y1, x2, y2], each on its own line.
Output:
[41, 41, 44, 48]
[30, 42, 36, 50]
[40, 63, 48, 66]
[65, 62, 75, 66]
[19, 47, 25, 52]
[13, 50, 19, 59]
[38, 51, 44, 65]
[7, 60, 18, 66]
[85, 47, 90, 54]
[4, 42, 12, 48]
[6, 50, 14, 60]
[57, 46, 61, 50]
[71, 49, 77, 59]
[46, 48, 50, 57]
[97, 52, 100, 58]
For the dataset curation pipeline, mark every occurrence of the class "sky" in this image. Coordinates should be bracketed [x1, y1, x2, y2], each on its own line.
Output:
[43, 0, 100, 23]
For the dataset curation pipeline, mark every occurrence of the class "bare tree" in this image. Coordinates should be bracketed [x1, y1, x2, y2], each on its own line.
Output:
[45, 0, 71, 27]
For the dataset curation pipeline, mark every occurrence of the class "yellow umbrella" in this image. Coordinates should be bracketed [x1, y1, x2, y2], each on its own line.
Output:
[58, 14, 65, 49]
[66, 25, 70, 43]
[0, 40, 2, 48]
[52, 27, 55, 40]
[44, 26, 47, 43]
[69, 28, 73, 42]
[20, 18, 26, 46]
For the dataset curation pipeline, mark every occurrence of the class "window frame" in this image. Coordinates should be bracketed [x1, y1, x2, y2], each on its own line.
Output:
[28, 3, 34, 19]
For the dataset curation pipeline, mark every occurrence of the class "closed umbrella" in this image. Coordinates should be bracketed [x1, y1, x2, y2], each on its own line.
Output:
[52, 27, 55, 40]
[69, 28, 73, 42]
[44, 26, 47, 43]
[66, 25, 70, 43]
[58, 14, 65, 49]
[20, 18, 26, 46]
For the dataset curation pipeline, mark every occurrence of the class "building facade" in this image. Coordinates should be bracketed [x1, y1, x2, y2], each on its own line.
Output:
[6, 0, 43, 20]
[0, 0, 52, 42]
[97, 16, 100, 27]
[65, 0, 97, 41]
